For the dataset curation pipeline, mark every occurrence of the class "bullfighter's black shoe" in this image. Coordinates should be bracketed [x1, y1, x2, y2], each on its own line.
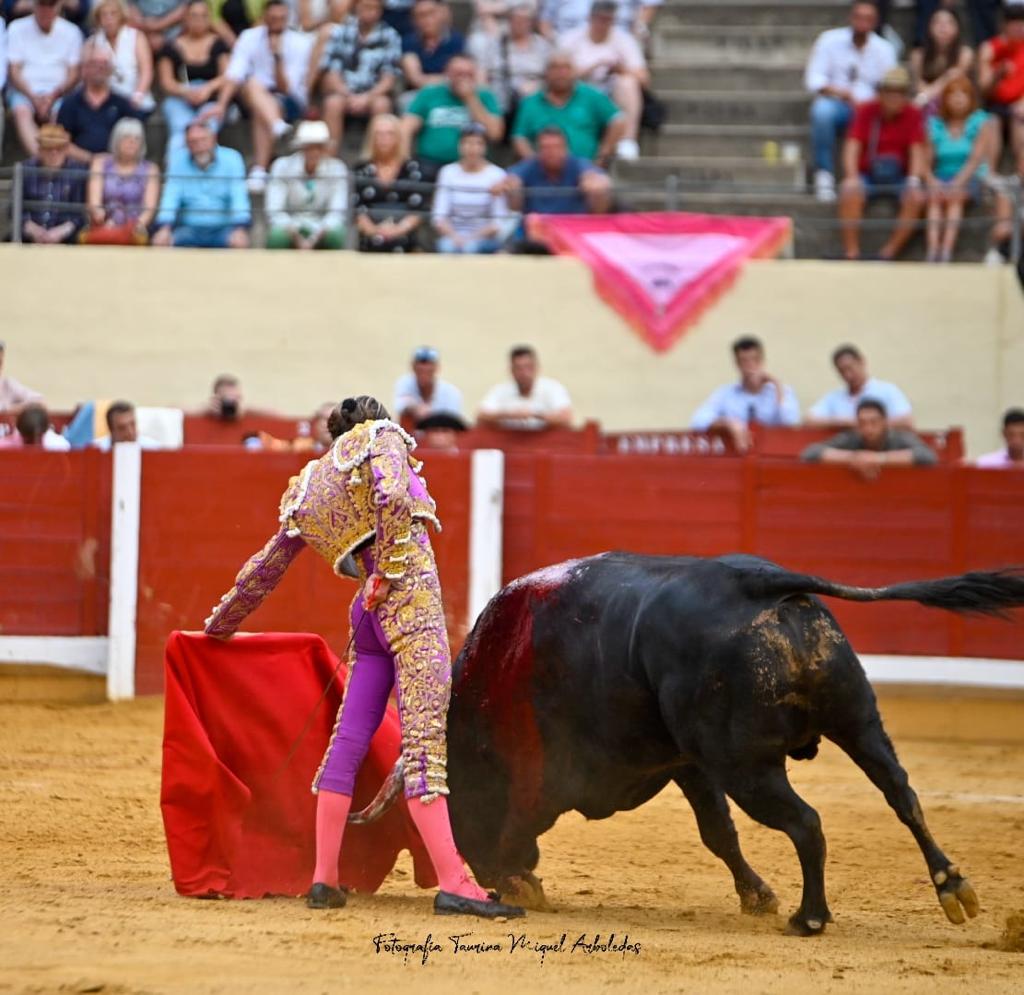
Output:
[306, 883, 347, 909]
[433, 890, 525, 919]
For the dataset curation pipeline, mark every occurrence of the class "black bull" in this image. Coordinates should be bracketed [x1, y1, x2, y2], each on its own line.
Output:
[352, 553, 1024, 935]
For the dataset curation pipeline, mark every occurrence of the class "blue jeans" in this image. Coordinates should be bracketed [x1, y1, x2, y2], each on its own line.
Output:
[436, 235, 502, 254]
[810, 96, 853, 175]
[7, 89, 63, 116]
[858, 170, 908, 199]
[172, 225, 238, 248]
[274, 92, 304, 123]
[162, 85, 222, 167]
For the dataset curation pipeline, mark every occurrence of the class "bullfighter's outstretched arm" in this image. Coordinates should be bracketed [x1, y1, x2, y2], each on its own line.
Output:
[203, 529, 306, 637]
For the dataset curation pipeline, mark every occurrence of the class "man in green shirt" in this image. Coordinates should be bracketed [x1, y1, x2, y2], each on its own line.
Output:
[511, 50, 626, 167]
[801, 398, 938, 480]
[402, 54, 504, 175]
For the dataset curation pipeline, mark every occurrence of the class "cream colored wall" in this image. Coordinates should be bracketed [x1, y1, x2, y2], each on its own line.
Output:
[3, 246, 1021, 456]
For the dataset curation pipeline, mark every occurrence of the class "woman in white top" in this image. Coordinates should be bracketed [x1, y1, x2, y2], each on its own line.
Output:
[295, 0, 348, 34]
[468, 3, 551, 116]
[432, 122, 509, 254]
[91, 0, 155, 112]
[469, 0, 537, 39]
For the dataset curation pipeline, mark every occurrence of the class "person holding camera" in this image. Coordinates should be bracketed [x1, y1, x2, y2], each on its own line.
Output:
[206, 373, 245, 421]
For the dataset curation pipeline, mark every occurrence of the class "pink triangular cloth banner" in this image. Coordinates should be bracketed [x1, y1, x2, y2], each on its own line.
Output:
[527, 212, 792, 353]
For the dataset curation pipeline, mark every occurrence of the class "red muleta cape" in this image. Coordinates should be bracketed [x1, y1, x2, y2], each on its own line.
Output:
[160, 630, 436, 898]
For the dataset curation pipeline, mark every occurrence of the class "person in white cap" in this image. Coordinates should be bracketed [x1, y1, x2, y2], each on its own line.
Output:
[265, 118, 348, 249]
[393, 346, 464, 421]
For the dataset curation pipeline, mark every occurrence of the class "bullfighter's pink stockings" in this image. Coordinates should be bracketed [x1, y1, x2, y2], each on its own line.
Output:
[313, 789, 351, 888]
[407, 794, 489, 901]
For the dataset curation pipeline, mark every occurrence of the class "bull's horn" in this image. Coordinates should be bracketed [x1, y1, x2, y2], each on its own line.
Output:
[347, 758, 405, 824]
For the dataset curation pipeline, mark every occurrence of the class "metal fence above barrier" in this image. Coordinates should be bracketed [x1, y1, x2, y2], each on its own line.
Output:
[2, 164, 1021, 261]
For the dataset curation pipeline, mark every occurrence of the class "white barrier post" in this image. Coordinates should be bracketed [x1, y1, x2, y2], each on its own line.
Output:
[107, 442, 142, 700]
[468, 449, 505, 627]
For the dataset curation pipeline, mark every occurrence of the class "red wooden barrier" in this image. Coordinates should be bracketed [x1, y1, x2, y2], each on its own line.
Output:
[959, 469, 1024, 658]
[502, 455, 1024, 660]
[750, 463, 960, 655]
[503, 455, 747, 581]
[182, 413, 310, 446]
[0, 450, 110, 635]
[133, 448, 471, 694]
[600, 426, 964, 464]
[750, 425, 965, 463]
[602, 429, 737, 457]
[440, 422, 601, 454]
[4, 448, 1023, 687]
[9, 412, 963, 466]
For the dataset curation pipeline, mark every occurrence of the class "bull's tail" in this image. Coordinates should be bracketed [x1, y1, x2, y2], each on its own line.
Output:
[735, 564, 1024, 618]
[347, 758, 404, 825]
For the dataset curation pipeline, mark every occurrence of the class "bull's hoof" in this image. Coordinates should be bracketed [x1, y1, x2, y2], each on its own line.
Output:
[934, 865, 980, 925]
[498, 872, 554, 912]
[739, 883, 780, 916]
[784, 910, 829, 936]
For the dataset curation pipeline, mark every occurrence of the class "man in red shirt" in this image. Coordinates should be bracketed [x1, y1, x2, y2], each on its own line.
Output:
[979, 2, 1024, 178]
[838, 65, 926, 260]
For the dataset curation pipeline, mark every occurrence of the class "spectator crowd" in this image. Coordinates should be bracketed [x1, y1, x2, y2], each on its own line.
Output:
[2, 334, 1022, 472]
[805, 0, 1024, 262]
[1, 0, 1023, 259]
[1, 0, 661, 250]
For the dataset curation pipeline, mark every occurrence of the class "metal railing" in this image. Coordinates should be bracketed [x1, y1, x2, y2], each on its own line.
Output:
[2, 165, 1021, 261]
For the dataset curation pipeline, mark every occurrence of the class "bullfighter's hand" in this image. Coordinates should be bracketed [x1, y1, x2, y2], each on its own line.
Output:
[363, 574, 391, 610]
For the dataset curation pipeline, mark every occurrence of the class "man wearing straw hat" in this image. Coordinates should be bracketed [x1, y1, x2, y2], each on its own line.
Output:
[20, 122, 89, 244]
[837, 65, 927, 260]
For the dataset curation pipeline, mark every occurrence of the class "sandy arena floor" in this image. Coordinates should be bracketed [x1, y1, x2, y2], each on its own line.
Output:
[1, 697, 1022, 995]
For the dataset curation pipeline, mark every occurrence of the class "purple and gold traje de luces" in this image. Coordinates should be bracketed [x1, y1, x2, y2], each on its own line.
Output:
[202, 419, 452, 802]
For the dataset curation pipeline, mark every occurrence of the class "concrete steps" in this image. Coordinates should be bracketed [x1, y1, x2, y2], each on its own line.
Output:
[659, 90, 810, 126]
[652, 1, 901, 30]
[653, 25, 831, 63]
[615, 155, 805, 190]
[651, 62, 806, 92]
[642, 124, 808, 160]
[613, 188, 996, 261]
[654, 1, 914, 36]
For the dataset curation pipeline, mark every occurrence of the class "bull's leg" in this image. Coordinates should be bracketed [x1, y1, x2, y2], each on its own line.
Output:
[486, 835, 554, 912]
[829, 719, 980, 926]
[673, 767, 779, 916]
[716, 763, 831, 936]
